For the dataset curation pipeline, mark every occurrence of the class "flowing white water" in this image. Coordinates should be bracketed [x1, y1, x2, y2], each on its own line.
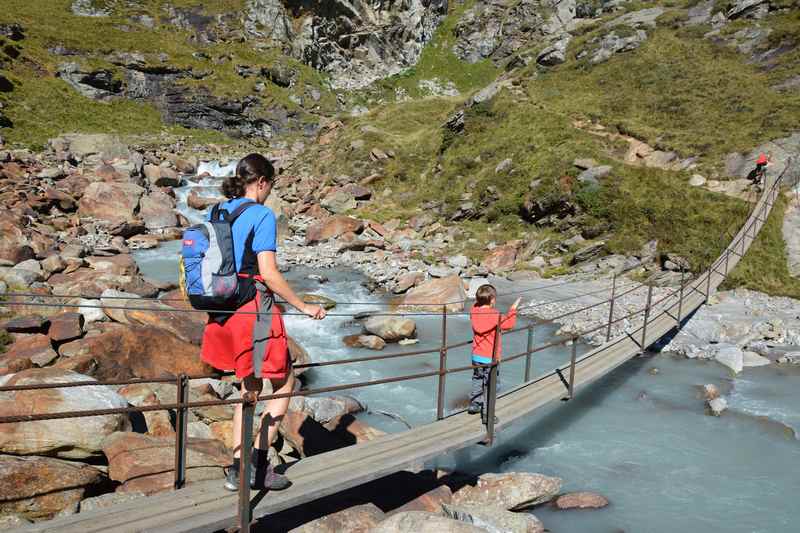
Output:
[131, 161, 800, 532]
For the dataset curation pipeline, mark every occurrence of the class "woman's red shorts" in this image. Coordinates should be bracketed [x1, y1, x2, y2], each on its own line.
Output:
[200, 295, 290, 380]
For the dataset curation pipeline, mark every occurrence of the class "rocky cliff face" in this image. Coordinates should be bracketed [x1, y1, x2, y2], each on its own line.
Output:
[453, 0, 576, 66]
[246, 0, 449, 89]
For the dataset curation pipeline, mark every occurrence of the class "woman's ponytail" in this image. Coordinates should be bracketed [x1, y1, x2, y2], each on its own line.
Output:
[222, 153, 275, 199]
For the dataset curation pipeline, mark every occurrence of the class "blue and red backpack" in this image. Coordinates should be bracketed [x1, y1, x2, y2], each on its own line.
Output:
[179, 201, 258, 322]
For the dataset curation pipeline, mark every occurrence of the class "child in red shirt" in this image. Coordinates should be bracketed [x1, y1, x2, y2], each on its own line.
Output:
[469, 284, 519, 417]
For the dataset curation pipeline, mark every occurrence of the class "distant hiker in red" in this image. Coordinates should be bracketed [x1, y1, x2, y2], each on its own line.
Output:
[469, 284, 520, 421]
[198, 154, 327, 492]
[748, 152, 770, 187]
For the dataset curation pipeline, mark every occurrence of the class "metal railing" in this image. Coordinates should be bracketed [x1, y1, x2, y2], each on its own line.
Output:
[0, 162, 790, 531]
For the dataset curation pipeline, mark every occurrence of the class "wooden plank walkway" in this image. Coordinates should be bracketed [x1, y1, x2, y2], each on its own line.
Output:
[15, 180, 778, 533]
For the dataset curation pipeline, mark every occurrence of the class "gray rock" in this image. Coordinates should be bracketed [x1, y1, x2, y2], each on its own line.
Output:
[777, 352, 800, 365]
[773, 75, 800, 93]
[537, 34, 571, 66]
[71, 0, 110, 17]
[573, 158, 597, 170]
[495, 158, 513, 174]
[429, 265, 458, 278]
[578, 165, 612, 183]
[0, 514, 31, 528]
[727, 0, 770, 20]
[585, 29, 648, 64]
[742, 351, 771, 367]
[708, 397, 728, 416]
[686, 0, 716, 25]
[453, 0, 576, 65]
[373, 511, 485, 533]
[715, 344, 744, 374]
[79, 491, 146, 513]
[188, 421, 214, 439]
[365, 316, 416, 342]
[76, 299, 108, 324]
[442, 504, 544, 533]
[448, 255, 470, 269]
[571, 242, 605, 264]
[58, 63, 122, 100]
[606, 7, 665, 29]
[689, 174, 707, 187]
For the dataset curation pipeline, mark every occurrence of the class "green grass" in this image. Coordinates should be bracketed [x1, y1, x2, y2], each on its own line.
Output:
[722, 193, 800, 298]
[0, 0, 336, 147]
[524, 28, 800, 173]
[0, 330, 10, 355]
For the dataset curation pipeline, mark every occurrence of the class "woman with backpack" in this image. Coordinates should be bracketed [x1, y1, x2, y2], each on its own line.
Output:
[195, 153, 327, 492]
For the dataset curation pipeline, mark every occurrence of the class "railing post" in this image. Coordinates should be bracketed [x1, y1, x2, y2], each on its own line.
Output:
[238, 398, 255, 533]
[564, 336, 577, 400]
[724, 246, 730, 276]
[605, 273, 617, 343]
[436, 305, 448, 420]
[640, 285, 653, 355]
[677, 268, 685, 325]
[484, 317, 501, 446]
[173, 373, 189, 490]
[705, 267, 712, 305]
[524, 323, 534, 383]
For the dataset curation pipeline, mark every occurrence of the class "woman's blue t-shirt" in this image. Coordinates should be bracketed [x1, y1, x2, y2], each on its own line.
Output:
[209, 197, 277, 272]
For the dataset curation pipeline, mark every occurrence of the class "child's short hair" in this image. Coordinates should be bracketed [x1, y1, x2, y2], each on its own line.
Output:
[475, 284, 497, 306]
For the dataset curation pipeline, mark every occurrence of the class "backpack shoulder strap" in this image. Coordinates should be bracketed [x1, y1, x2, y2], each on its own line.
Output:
[209, 203, 223, 222]
[228, 200, 258, 222]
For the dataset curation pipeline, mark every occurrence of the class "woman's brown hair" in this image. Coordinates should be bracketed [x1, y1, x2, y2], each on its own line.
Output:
[221, 153, 275, 198]
[475, 284, 497, 306]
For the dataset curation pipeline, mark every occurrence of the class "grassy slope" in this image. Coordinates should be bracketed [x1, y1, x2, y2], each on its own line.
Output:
[319, 3, 800, 278]
[722, 193, 800, 298]
[0, 0, 334, 148]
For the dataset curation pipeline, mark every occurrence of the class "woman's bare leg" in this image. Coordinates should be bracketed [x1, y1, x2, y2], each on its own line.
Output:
[254, 372, 295, 450]
[232, 375, 264, 458]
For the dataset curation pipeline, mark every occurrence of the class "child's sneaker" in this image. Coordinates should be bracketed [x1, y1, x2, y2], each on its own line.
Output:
[223, 460, 240, 492]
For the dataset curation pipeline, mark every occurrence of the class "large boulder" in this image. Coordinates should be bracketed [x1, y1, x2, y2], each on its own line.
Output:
[78, 182, 145, 224]
[102, 431, 229, 494]
[364, 316, 416, 342]
[1, 334, 57, 370]
[371, 511, 485, 533]
[0, 454, 104, 520]
[442, 503, 544, 533]
[451, 472, 562, 510]
[298, 395, 366, 425]
[124, 301, 204, 345]
[54, 134, 130, 162]
[0, 369, 130, 459]
[401, 275, 467, 313]
[55, 323, 212, 380]
[0, 213, 33, 264]
[139, 191, 178, 230]
[306, 215, 364, 245]
[48, 312, 85, 343]
[290, 503, 385, 533]
[481, 245, 517, 273]
[553, 491, 609, 509]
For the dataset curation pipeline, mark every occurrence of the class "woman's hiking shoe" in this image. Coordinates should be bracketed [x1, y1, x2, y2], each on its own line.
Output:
[224, 452, 291, 492]
[467, 404, 481, 415]
[251, 448, 291, 491]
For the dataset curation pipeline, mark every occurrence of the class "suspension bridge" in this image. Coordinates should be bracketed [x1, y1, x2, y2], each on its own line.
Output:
[3, 169, 787, 532]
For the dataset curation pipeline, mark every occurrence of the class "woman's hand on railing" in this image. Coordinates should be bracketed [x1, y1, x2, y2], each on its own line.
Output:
[302, 303, 327, 320]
